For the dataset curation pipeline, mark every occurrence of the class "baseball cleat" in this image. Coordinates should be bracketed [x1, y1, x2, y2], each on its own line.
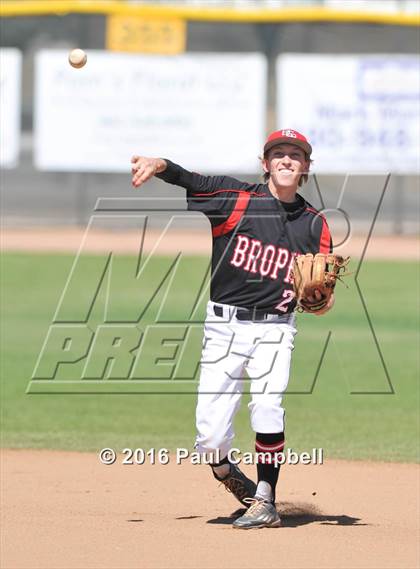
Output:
[213, 463, 257, 507]
[232, 498, 281, 529]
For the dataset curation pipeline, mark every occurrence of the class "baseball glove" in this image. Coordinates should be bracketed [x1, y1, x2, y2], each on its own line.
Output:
[293, 253, 350, 315]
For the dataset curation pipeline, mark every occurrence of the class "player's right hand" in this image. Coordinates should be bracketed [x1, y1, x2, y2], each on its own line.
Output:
[131, 156, 167, 188]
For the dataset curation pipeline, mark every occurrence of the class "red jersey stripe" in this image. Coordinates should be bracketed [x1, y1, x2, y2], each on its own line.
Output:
[319, 217, 331, 253]
[212, 192, 251, 237]
[192, 188, 261, 197]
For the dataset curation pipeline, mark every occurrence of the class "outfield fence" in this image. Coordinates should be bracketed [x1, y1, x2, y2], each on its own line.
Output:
[1, 2, 419, 233]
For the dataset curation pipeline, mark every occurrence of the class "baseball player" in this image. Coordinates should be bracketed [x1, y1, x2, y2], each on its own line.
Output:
[131, 129, 333, 529]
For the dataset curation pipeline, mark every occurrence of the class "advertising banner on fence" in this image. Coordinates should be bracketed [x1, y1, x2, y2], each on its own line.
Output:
[34, 50, 267, 173]
[277, 54, 420, 174]
[0, 49, 22, 169]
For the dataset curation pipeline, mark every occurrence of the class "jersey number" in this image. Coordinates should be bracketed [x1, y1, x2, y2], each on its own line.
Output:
[275, 290, 295, 313]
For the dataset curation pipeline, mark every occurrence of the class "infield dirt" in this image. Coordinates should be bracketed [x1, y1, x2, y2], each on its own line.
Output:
[1, 449, 419, 569]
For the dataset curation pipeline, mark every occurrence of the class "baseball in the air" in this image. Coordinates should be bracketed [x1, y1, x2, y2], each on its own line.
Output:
[68, 48, 87, 69]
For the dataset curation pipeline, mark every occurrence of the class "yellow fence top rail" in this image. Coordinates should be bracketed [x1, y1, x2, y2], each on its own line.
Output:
[1, 1, 419, 26]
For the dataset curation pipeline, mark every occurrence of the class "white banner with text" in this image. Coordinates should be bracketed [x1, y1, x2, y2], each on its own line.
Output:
[0, 48, 22, 169]
[35, 50, 267, 173]
[277, 54, 420, 174]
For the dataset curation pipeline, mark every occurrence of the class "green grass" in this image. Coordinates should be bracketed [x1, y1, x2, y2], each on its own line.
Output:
[1, 252, 419, 462]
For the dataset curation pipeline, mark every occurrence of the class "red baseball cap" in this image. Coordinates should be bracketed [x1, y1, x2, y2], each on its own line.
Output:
[264, 129, 312, 157]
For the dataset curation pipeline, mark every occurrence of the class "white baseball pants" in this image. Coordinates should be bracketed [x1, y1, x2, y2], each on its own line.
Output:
[195, 301, 297, 459]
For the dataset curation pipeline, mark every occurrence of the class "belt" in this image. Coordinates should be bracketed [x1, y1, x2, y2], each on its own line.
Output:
[213, 304, 291, 322]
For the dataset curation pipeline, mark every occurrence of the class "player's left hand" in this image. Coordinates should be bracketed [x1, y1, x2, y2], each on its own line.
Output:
[305, 288, 323, 304]
[293, 253, 349, 315]
[311, 293, 335, 316]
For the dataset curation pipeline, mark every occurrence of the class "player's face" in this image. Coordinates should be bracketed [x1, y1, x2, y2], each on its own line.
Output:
[264, 144, 309, 189]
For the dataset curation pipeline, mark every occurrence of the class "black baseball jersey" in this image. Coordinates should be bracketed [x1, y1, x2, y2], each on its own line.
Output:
[157, 160, 332, 314]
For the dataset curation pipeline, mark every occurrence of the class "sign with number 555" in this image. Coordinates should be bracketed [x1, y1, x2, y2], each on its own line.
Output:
[106, 15, 186, 54]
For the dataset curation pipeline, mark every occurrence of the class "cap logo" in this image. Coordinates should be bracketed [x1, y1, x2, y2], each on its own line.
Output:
[281, 129, 297, 138]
